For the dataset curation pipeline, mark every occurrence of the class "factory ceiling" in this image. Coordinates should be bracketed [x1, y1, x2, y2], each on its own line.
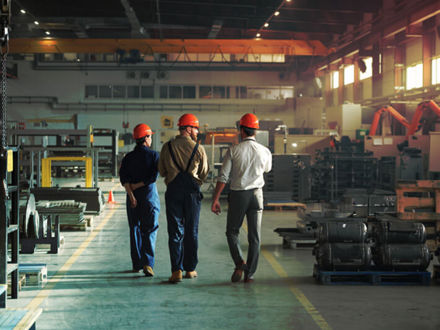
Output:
[10, 0, 383, 48]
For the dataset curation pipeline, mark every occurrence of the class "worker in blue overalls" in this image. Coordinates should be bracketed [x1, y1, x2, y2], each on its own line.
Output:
[119, 123, 160, 277]
[159, 114, 209, 283]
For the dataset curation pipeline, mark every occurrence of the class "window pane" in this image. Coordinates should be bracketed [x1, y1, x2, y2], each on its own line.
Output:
[85, 85, 98, 98]
[406, 63, 423, 90]
[199, 86, 212, 99]
[240, 86, 247, 99]
[359, 57, 372, 80]
[141, 86, 154, 98]
[127, 86, 140, 98]
[169, 86, 182, 98]
[160, 86, 168, 98]
[432, 58, 440, 85]
[213, 86, 225, 98]
[183, 86, 196, 98]
[113, 85, 126, 98]
[331, 71, 339, 89]
[344, 65, 354, 85]
[99, 85, 112, 98]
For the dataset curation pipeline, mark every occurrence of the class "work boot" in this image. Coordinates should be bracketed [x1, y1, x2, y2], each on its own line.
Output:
[244, 273, 254, 283]
[231, 261, 246, 282]
[168, 270, 183, 283]
[143, 265, 154, 277]
[184, 270, 198, 279]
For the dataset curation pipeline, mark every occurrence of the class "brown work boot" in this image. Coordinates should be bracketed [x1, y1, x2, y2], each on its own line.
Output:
[231, 261, 246, 282]
[184, 270, 198, 279]
[168, 270, 183, 283]
[231, 268, 243, 282]
[143, 265, 154, 277]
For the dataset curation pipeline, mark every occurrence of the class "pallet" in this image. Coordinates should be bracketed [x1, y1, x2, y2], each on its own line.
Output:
[396, 180, 440, 221]
[283, 238, 316, 249]
[60, 216, 94, 231]
[314, 266, 431, 285]
[265, 201, 307, 211]
[19, 263, 48, 287]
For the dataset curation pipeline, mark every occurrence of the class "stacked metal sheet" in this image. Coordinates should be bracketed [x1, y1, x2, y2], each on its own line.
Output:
[31, 187, 105, 214]
[35, 200, 87, 225]
[263, 154, 311, 202]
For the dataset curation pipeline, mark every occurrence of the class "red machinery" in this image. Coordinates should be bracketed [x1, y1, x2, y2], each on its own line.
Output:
[369, 100, 440, 136]
[369, 105, 410, 136]
[406, 100, 440, 136]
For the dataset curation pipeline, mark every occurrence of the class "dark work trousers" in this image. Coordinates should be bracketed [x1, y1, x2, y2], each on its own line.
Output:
[226, 188, 263, 277]
[165, 173, 202, 272]
[126, 185, 160, 270]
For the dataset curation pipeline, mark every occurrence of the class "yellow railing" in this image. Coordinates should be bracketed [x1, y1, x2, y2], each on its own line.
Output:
[41, 156, 92, 187]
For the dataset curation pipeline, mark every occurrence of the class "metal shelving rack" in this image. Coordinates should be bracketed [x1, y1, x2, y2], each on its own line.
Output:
[0, 147, 19, 307]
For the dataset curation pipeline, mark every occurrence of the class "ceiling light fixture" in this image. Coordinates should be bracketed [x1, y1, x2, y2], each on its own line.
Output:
[45, 31, 50, 35]
[264, 23, 269, 28]
[34, 21, 39, 25]
[256, 33, 261, 38]
[286, 0, 292, 2]
[20, 9, 26, 14]
[274, 11, 280, 16]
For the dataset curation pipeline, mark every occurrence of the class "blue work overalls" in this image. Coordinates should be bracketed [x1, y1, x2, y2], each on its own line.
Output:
[119, 145, 160, 271]
[165, 142, 203, 272]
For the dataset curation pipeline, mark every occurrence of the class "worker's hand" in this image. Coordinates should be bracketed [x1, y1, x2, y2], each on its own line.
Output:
[129, 195, 137, 208]
[211, 200, 221, 215]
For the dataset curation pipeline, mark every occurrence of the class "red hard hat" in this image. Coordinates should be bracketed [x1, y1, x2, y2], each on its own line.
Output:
[178, 113, 199, 128]
[133, 123, 154, 139]
[239, 113, 259, 129]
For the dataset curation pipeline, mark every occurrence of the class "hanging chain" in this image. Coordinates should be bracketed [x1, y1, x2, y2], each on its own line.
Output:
[0, 52, 6, 149]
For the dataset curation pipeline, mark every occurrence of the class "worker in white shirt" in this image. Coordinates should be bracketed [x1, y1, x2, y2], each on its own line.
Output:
[211, 113, 272, 283]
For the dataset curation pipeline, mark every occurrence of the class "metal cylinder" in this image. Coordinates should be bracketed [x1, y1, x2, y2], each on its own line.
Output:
[319, 221, 367, 243]
[373, 244, 431, 271]
[374, 221, 426, 244]
[316, 242, 372, 271]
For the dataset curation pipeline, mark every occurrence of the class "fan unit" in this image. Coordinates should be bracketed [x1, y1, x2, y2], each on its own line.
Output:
[156, 71, 169, 80]
[140, 71, 150, 79]
[126, 71, 136, 79]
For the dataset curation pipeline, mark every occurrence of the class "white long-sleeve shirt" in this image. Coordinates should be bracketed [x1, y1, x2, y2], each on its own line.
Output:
[218, 137, 272, 191]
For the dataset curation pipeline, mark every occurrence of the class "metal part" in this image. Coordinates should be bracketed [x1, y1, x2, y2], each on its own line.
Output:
[373, 244, 431, 271]
[315, 242, 372, 271]
[318, 221, 367, 243]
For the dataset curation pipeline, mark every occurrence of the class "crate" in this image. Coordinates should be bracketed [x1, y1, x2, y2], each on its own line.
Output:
[19, 264, 48, 287]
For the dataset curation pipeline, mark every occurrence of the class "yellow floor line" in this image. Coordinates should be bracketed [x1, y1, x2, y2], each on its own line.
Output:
[243, 222, 331, 330]
[23, 185, 120, 316]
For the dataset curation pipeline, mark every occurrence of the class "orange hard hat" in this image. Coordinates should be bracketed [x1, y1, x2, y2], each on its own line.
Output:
[178, 113, 199, 128]
[133, 123, 154, 139]
[239, 113, 259, 129]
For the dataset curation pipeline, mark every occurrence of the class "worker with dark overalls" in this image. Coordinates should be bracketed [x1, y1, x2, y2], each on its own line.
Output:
[158, 114, 209, 283]
[119, 123, 160, 277]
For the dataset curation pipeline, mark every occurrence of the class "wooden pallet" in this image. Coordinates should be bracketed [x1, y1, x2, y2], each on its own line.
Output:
[265, 201, 307, 211]
[396, 180, 440, 221]
[60, 216, 94, 231]
[314, 267, 431, 285]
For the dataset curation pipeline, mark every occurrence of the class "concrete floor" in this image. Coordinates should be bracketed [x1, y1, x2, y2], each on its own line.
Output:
[8, 179, 440, 330]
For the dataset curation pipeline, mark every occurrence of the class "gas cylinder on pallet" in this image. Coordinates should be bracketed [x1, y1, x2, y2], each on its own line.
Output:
[318, 221, 367, 243]
[315, 242, 372, 271]
[373, 244, 431, 271]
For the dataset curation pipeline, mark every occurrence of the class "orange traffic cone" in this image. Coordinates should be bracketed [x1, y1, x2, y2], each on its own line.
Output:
[107, 190, 116, 204]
